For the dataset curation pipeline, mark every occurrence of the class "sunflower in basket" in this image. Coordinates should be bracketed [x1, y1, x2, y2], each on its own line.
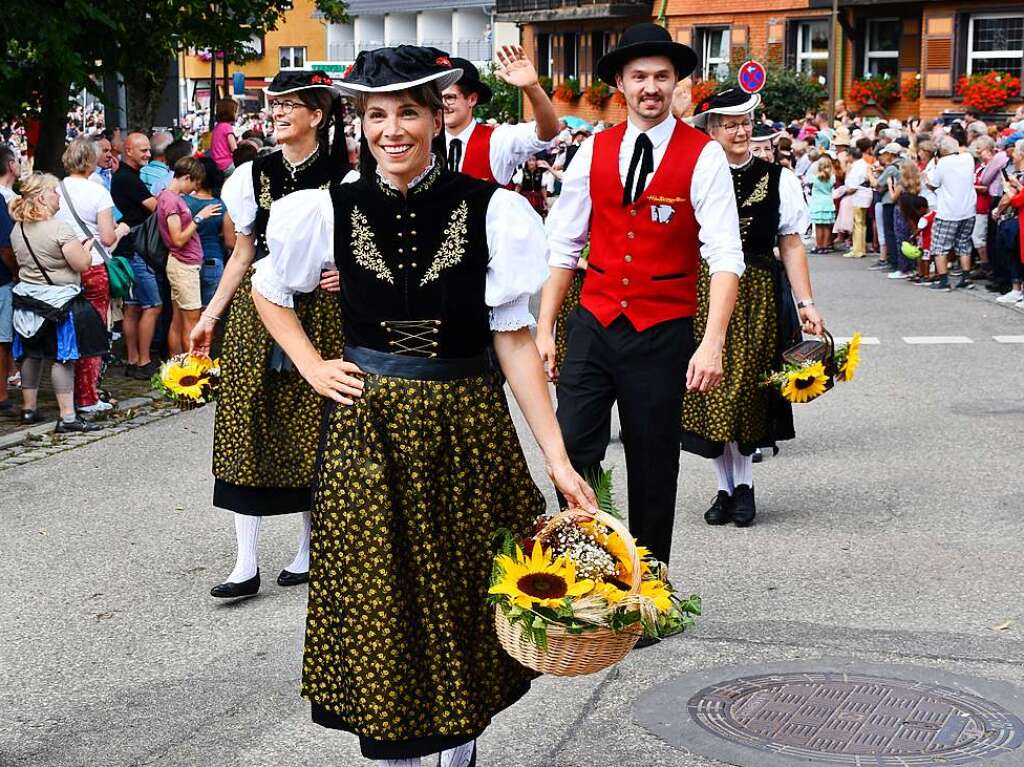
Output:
[835, 332, 862, 382]
[152, 353, 220, 408]
[488, 471, 701, 676]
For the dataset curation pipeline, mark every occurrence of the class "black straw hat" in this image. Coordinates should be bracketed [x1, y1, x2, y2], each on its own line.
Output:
[691, 87, 761, 129]
[450, 57, 493, 104]
[336, 45, 463, 97]
[750, 123, 781, 143]
[266, 70, 337, 96]
[596, 23, 697, 87]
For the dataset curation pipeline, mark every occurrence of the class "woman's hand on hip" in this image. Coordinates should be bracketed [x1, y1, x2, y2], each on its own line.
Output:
[319, 270, 341, 293]
[800, 305, 825, 336]
[305, 358, 364, 405]
[546, 459, 598, 514]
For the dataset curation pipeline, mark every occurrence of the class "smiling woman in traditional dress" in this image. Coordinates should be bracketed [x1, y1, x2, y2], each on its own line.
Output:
[250, 46, 597, 767]
[190, 70, 354, 599]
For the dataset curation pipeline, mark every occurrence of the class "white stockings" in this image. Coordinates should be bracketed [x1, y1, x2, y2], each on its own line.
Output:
[711, 442, 754, 494]
[440, 741, 475, 767]
[284, 510, 312, 574]
[227, 514, 262, 583]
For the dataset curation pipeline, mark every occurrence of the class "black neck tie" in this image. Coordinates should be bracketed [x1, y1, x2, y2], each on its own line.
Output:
[448, 138, 463, 172]
[622, 133, 654, 205]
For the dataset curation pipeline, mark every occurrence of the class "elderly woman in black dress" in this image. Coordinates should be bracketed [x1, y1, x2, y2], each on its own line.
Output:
[251, 47, 596, 767]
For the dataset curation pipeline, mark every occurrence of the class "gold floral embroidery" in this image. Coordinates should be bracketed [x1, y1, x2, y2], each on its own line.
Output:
[741, 173, 770, 207]
[741, 172, 770, 208]
[420, 201, 469, 286]
[351, 207, 394, 284]
[258, 171, 273, 211]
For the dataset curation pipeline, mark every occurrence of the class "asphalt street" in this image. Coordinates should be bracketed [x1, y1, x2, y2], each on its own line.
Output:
[2, 252, 1024, 767]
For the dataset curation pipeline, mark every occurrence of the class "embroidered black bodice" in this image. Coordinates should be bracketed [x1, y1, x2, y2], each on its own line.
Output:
[252, 147, 342, 259]
[731, 157, 782, 266]
[329, 165, 498, 359]
[519, 167, 546, 193]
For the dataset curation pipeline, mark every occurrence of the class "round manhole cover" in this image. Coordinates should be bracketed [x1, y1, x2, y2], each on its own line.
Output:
[687, 672, 1024, 765]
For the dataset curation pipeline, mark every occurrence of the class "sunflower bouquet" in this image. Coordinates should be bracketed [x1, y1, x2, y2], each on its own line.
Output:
[489, 472, 701, 676]
[764, 331, 862, 404]
[151, 353, 221, 410]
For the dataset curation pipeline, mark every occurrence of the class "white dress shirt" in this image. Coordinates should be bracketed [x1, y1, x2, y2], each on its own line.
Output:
[546, 113, 744, 277]
[778, 167, 812, 236]
[927, 151, 977, 221]
[251, 176, 549, 332]
[445, 120, 553, 186]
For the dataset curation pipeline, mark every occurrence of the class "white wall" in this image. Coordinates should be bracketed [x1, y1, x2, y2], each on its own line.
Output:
[418, 10, 451, 51]
[493, 21, 520, 59]
[354, 15, 385, 53]
[327, 22, 355, 61]
[385, 13, 418, 46]
[452, 8, 490, 62]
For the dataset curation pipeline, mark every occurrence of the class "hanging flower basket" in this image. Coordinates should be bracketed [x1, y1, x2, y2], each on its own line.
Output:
[957, 72, 1022, 113]
[554, 77, 581, 102]
[848, 76, 900, 110]
[584, 82, 610, 107]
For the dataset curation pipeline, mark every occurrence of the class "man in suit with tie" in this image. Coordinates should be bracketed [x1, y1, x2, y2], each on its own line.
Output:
[442, 45, 559, 184]
[536, 23, 744, 570]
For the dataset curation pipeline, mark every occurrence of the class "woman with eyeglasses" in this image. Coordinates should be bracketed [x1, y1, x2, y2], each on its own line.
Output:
[682, 88, 824, 528]
[190, 70, 357, 601]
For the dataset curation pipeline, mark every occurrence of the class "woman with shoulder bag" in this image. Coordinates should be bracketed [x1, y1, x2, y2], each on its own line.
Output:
[56, 137, 130, 414]
[10, 173, 107, 432]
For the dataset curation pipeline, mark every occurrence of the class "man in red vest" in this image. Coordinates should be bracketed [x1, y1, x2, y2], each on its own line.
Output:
[537, 23, 743, 569]
[443, 45, 559, 184]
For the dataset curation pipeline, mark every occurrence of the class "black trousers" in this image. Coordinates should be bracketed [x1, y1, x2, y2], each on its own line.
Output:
[556, 307, 695, 565]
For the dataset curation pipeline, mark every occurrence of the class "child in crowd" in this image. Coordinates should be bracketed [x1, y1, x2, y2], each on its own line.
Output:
[890, 160, 922, 280]
[810, 156, 836, 253]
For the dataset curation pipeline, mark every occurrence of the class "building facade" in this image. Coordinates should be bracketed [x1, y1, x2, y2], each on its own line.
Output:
[505, 0, 1023, 124]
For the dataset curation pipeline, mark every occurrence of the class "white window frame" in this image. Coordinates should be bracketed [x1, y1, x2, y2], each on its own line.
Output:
[864, 18, 900, 76]
[700, 27, 731, 81]
[279, 46, 307, 70]
[796, 20, 829, 79]
[966, 13, 1024, 75]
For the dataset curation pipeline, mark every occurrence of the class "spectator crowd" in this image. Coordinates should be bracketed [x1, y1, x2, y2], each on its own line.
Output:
[1, 88, 1023, 430]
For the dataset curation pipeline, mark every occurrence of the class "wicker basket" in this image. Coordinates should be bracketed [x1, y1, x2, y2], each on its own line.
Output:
[493, 507, 643, 677]
[175, 396, 204, 411]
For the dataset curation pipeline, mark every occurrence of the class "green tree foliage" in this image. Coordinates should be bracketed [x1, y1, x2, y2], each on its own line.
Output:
[708, 64, 828, 124]
[2, 0, 349, 171]
[475, 65, 520, 124]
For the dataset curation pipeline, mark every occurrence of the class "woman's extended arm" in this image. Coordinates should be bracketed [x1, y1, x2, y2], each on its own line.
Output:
[189, 232, 254, 355]
[493, 327, 597, 513]
[779, 232, 825, 335]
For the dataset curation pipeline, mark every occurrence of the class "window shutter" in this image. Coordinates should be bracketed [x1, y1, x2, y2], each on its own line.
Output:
[922, 12, 955, 97]
[730, 25, 749, 65]
[767, 19, 785, 67]
[674, 26, 693, 47]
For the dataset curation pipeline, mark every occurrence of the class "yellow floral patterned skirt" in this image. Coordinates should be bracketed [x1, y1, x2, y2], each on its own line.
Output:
[212, 268, 345, 514]
[305, 370, 544, 757]
[680, 259, 794, 457]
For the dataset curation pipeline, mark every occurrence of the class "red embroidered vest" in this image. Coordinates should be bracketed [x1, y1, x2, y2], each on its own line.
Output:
[582, 119, 710, 331]
[461, 123, 496, 183]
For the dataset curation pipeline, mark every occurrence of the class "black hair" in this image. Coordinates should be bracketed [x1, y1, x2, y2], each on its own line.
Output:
[195, 155, 224, 197]
[165, 139, 192, 169]
[295, 88, 351, 173]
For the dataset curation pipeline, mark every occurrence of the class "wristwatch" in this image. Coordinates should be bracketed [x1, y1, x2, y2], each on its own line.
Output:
[796, 298, 815, 309]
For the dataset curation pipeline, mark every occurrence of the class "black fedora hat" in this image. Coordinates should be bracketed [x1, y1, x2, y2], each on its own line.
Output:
[596, 23, 697, 87]
[450, 57, 493, 104]
[336, 45, 463, 97]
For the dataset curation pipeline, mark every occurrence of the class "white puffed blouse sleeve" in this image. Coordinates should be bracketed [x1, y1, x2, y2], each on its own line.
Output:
[485, 188, 549, 331]
[778, 167, 812, 236]
[251, 189, 334, 308]
[221, 161, 257, 235]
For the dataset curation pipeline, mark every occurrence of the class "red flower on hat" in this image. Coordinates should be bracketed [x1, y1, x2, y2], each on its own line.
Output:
[436, 56, 452, 68]
[310, 72, 333, 85]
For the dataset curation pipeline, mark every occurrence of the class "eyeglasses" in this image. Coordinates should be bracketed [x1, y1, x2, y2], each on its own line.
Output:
[720, 120, 753, 134]
[441, 93, 463, 105]
[269, 100, 309, 115]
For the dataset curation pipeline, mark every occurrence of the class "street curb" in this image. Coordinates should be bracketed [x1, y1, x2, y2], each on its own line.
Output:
[0, 390, 163, 450]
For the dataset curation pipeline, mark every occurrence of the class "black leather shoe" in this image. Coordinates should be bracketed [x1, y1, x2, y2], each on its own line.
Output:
[633, 635, 661, 650]
[732, 484, 756, 527]
[55, 417, 101, 433]
[210, 570, 260, 599]
[21, 409, 46, 425]
[277, 569, 309, 587]
[704, 490, 733, 525]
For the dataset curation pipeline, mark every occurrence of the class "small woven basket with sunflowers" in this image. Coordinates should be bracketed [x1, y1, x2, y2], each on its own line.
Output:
[764, 331, 862, 404]
[151, 354, 221, 410]
[489, 472, 701, 677]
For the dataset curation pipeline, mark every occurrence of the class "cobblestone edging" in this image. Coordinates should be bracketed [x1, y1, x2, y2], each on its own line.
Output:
[0, 394, 181, 472]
